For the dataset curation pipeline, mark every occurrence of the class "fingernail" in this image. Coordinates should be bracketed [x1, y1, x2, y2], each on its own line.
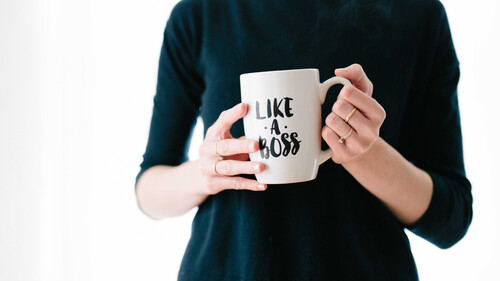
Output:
[248, 142, 257, 151]
[254, 163, 261, 173]
[258, 184, 266, 190]
[238, 103, 246, 113]
[336, 67, 348, 73]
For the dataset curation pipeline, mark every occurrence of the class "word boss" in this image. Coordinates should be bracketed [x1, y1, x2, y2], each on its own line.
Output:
[254, 98, 301, 159]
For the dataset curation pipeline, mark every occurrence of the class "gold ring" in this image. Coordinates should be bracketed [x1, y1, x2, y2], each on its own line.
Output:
[214, 140, 222, 158]
[213, 159, 223, 175]
[345, 107, 357, 123]
[338, 127, 353, 144]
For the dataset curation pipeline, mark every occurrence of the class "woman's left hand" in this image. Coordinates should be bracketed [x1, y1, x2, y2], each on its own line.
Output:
[322, 63, 386, 164]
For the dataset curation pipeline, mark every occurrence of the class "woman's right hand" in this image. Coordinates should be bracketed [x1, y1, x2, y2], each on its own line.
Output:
[197, 103, 267, 194]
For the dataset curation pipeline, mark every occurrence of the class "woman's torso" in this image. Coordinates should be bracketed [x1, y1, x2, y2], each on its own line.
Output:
[177, 0, 442, 280]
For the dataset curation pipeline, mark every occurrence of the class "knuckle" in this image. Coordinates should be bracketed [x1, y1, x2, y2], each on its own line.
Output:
[353, 63, 363, 73]
[233, 177, 242, 189]
[218, 110, 229, 122]
[325, 114, 335, 126]
[365, 130, 378, 144]
[332, 99, 346, 114]
[342, 85, 355, 99]
[321, 128, 328, 139]
[332, 100, 341, 112]
[219, 140, 230, 154]
[373, 112, 384, 123]
[322, 127, 332, 141]
[332, 115, 344, 127]
[223, 161, 232, 175]
[220, 109, 229, 118]
[380, 106, 387, 121]
[372, 102, 386, 122]
[340, 98, 351, 109]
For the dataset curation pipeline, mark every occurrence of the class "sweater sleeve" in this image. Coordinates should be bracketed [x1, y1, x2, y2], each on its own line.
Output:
[136, 0, 204, 185]
[406, 3, 473, 249]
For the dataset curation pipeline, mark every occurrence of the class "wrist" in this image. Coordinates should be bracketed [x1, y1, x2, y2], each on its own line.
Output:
[342, 136, 383, 168]
[188, 159, 210, 197]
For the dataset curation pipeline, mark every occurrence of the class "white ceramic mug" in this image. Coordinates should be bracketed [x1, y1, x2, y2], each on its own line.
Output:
[240, 68, 351, 184]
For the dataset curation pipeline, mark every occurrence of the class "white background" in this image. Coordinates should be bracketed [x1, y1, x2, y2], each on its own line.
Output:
[0, 0, 499, 280]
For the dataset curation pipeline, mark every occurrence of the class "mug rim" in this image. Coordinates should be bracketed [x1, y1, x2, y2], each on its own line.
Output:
[240, 68, 318, 79]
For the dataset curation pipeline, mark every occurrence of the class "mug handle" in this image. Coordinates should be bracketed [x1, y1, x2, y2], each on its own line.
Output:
[318, 76, 352, 164]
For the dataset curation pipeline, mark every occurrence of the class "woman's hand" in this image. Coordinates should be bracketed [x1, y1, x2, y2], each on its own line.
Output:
[322, 63, 386, 164]
[197, 103, 267, 194]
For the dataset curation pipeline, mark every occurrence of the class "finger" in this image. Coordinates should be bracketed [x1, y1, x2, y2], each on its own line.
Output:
[321, 126, 349, 163]
[337, 85, 382, 121]
[334, 63, 373, 96]
[229, 136, 252, 160]
[326, 111, 377, 158]
[215, 160, 264, 176]
[206, 176, 267, 192]
[226, 153, 250, 161]
[325, 113, 358, 146]
[216, 138, 259, 156]
[332, 97, 367, 130]
[208, 103, 248, 138]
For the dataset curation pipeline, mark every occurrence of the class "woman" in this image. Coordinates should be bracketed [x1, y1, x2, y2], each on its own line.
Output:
[136, 0, 473, 280]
